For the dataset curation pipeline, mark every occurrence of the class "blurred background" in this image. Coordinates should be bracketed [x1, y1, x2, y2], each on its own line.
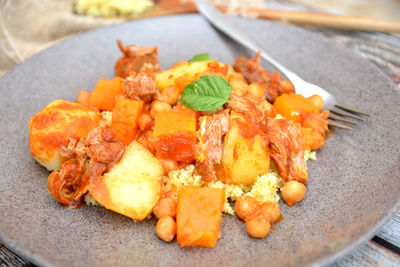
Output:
[298, 0, 400, 20]
[0, 0, 399, 78]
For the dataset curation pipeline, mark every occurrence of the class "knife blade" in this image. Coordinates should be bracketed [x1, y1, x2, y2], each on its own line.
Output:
[196, 1, 288, 75]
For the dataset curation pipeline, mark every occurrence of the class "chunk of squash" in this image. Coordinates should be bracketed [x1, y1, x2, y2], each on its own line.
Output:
[88, 77, 125, 111]
[76, 90, 91, 105]
[153, 109, 196, 162]
[177, 186, 225, 248]
[221, 112, 270, 185]
[273, 93, 319, 122]
[111, 98, 143, 145]
[88, 141, 163, 221]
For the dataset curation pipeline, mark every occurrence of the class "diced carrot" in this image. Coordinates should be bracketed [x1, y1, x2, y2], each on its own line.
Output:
[76, 90, 91, 105]
[88, 77, 125, 111]
[111, 98, 143, 145]
[273, 93, 320, 122]
[153, 109, 196, 162]
[177, 186, 225, 248]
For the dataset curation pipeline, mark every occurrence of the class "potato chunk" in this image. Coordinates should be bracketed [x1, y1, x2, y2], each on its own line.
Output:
[155, 61, 231, 93]
[89, 141, 163, 221]
[221, 112, 270, 185]
[29, 100, 101, 171]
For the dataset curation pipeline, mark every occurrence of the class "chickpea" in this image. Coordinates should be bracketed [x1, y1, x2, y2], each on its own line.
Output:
[138, 113, 153, 131]
[156, 215, 176, 242]
[230, 78, 248, 95]
[150, 100, 172, 119]
[280, 80, 295, 93]
[235, 196, 259, 221]
[137, 130, 155, 154]
[247, 83, 265, 98]
[308, 94, 324, 110]
[246, 214, 271, 239]
[153, 197, 177, 218]
[157, 86, 180, 105]
[159, 158, 179, 174]
[281, 180, 306, 207]
[229, 71, 246, 81]
[260, 201, 280, 223]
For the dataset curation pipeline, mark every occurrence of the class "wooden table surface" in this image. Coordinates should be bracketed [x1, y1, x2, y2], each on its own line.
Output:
[1, 1, 400, 266]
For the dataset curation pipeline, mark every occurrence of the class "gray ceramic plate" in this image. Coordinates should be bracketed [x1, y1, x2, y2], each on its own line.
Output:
[0, 14, 399, 267]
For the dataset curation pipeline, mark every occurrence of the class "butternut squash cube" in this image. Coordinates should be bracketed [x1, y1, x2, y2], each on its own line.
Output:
[89, 77, 124, 111]
[273, 93, 319, 122]
[153, 109, 196, 162]
[177, 186, 225, 248]
[111, 98, 143, 145]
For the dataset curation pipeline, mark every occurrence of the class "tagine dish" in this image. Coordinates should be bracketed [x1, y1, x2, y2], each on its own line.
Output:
[29, 40, 329, 247]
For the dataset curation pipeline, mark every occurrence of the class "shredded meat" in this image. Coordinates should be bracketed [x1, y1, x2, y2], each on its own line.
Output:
[229, 93, 275, 138]
[195, 112, 229, 182]
[233, 53, 294, 102]
[60, 137, 87, 160]
[115, 40, 160, 78]
[125, 72, 159, 102]
[229, 93, 270, 125]
[267, 118, 308, 184]
[48, 127, 125, 208]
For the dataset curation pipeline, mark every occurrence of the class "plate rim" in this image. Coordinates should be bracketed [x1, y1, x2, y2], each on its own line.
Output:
[1, 13, 400, 267]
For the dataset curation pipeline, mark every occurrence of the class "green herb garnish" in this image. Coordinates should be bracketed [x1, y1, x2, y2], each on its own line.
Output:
[188, 53, 211, 62]
[180, 75, 232, 111]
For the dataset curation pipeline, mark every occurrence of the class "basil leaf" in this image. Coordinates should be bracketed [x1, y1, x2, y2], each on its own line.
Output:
[180, 75, 232, 111]
[188, 53, 211, 62]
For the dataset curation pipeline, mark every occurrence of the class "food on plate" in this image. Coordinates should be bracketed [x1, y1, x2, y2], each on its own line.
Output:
[221, 111, 270, 185]
[29, 40, 330, 247]
[280, 180, 306, 207]
[177, 186, 225, 248]
[89, 141, 163, 221]
[153, 109, 197, 162]
[29, 100, 102, 171]
[156, 215, 177, 242]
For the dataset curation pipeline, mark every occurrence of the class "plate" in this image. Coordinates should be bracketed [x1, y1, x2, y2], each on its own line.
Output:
[0, 14, 399, 266]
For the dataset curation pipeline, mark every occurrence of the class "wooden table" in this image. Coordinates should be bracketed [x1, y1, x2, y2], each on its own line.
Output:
[1, 1, 400, 266]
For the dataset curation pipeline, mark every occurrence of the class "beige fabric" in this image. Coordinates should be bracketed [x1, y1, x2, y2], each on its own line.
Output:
[0, 0, 272, 78]
[0, 0, 125, 77]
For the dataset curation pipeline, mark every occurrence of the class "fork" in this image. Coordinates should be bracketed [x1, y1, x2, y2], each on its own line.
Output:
[196, 2, 369, 129]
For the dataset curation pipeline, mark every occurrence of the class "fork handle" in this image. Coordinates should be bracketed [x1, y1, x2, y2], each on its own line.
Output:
[196, 2, 299, 83]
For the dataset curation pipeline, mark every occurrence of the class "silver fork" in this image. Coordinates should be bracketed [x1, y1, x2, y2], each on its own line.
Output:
[196, 2, 369, 129]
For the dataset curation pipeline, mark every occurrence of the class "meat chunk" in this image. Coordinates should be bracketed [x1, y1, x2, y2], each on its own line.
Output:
[229, 93, 274, 125]
[115, 40, 160, 78]
[47, 157, 89, 208]
[233, 53, 294, 102]
[125, 72, 159, 103]
[195, 112, 229, 182]
[47, 127, 125, 208]
[267, 118, 308, 184]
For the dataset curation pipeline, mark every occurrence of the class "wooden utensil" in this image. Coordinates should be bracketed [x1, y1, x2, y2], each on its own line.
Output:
[139, 0, 400, 33]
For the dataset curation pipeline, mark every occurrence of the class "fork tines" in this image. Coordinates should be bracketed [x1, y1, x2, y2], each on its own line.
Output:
[328, 104, 369, 129]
